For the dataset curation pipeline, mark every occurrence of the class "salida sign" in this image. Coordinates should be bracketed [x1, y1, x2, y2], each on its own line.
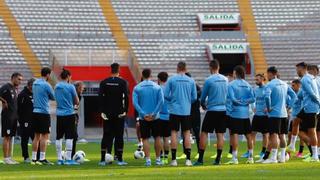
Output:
[207, 43, 249, 54]
[197, 13, 240, 24]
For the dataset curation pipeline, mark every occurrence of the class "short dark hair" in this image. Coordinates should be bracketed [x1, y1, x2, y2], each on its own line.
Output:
[27, 78, 36, 87]
[177, 61, 186, 71]
[111, 63, 120, 74]
[41, 67, 51, 77]
[142, 68, 151, 79]
[296, 62, 308, 69]
[292, 79, 301, 84]
[60, 69, 71, 79]
[209, 59, 219, 70]
[11, 72, 22, 79]
[234, 65, 245, 79]
[157, 72, 168, 82]
[255, 73, 266, 81]
[267, 66, 278, 75]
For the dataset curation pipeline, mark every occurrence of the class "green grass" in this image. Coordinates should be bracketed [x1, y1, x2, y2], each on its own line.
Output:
[0, 141, 319, 179]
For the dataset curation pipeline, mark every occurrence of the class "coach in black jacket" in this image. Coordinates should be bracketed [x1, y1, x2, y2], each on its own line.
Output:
[98, 63, 129, 166]
[17, 78, 39, 162]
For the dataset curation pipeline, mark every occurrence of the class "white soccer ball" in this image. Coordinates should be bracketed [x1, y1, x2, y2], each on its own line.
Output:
[73, 150, 86, 163]
[277, 152, 290, 162]
[105, 153, 114, 163]
[134, 150, 145, 159]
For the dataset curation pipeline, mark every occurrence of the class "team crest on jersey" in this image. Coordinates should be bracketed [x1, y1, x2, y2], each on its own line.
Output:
[7, 129, 10, 135]
[25, 123, 29, 128]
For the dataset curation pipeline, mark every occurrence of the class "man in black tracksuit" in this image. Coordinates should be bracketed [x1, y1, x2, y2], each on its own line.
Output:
[17, 78, 40, 162]
[98, 63, 129, 166]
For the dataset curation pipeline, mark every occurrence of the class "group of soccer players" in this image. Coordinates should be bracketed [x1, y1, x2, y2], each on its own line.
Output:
[1, 60, 320, 167]
[0, 67, 85, 165]
[127, 60, 320, 166]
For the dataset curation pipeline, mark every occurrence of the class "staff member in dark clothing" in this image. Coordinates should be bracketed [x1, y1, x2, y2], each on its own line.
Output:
[18, 78, 40, 163]
[72, 81, 85, 158]
[0, 72, 23, 165]
[98, 63, 129, 166]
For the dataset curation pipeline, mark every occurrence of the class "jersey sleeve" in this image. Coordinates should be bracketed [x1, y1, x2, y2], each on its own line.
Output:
[46, 83, 55, 101]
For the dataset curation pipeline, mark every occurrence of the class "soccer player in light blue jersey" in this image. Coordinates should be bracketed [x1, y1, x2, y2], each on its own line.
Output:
[294, 63, 320, 162]
[133, 69, 164, 166]
[225, 66, 255, 165]
[251, 74, 269, 161]
[194, 60, 228, 166]
[31, 67, 55, 165]
[55, 69, 80, 165]
[306, 64, 320, 160]
[262, 66, 296, 164]
[157, 72, 171, 165]
[164, 62, 197, 166]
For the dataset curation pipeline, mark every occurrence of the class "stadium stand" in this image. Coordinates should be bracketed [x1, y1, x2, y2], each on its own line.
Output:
[0, 0, 319, 86]
[252, 0, 320, 81]
[0, 17, 32, 83]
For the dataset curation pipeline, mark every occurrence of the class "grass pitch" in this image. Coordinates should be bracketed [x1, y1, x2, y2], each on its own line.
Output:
[0, 141, 319, 180]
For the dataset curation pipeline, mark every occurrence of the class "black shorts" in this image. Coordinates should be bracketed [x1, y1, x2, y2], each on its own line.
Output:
[1, 118, 17, 137]
[201, 111, 226, 133]
[140, 120, 161, 139]
[226, 115, 231, 129]
[297, 110, 317, 130]
[56, 115, 76, 140]
[299, 120, 308, 132]
[32, 113, 51, 134]
[252, 115, 268, 134]
[229, 118, 251, 135]
[169, 114, 191, 132]
[268, 118, 288, 134]
[159, 120, 171, 137]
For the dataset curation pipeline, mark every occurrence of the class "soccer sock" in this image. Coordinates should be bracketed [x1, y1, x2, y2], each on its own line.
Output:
[280, 148, 286, 160]
[32, 151, 37, 161]
[248, 149, 253, 158]
[289, 135, 297, 148]
[232, 150, 238, 160]
[229, 145, 233, 154]
[164, 150, 169, 158]
[146, 157, 151, 162]
[171, 149, 177, 160]
[318, 147, 320, 155]
[101, 150, 106, 162]
[263, 151, 270, 160]
[216, 149, 223, 162]
[184, 148, 191, 160]
[261, 147, 267, 154]
[271, 149, 278, 161]
[308, 145, 313, 156]
[311, 146, 318, 159]
[66, 139, 73, 161]
[198, 149, 205, 163]
[40, 152, 46, 161]
[55, 139, 63, 160]
[299, 145, 304, 153]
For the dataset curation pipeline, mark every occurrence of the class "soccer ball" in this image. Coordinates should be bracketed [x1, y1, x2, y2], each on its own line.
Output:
[73, 150, 86, 163]
[61, 150, 66, 160]
[105, 153, 114, 163]
[134, 150, 145, 159]
[277, 152, 290, 162]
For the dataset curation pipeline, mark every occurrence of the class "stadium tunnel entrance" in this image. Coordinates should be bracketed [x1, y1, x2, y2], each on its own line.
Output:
[206, 43, 252, 75]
